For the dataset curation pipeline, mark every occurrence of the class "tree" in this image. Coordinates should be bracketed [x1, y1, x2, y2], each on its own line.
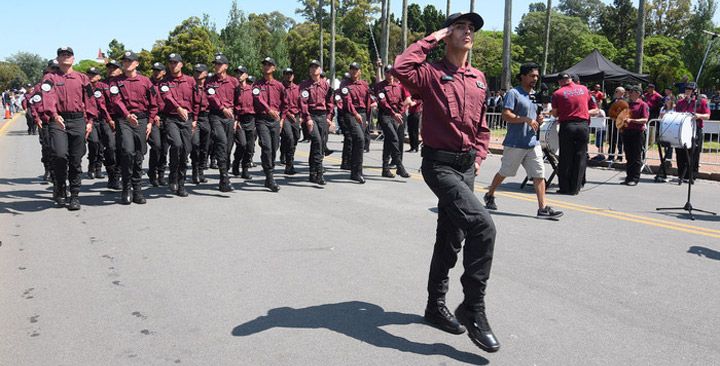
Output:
[529, 2, 546, 12]
[642, 36, 692, 88]
[73, 60, 103, 75]
[151, 16, 216, 75]
[557, 0, 605, 31]
[680, 0, 719, 88]
[0, 62, 27, 91]
[338, 0, 380, 42]
[635, 0, 646, 73]
[645, 0, 691, 38]
[407, 3, 424, 34]
[219, 3, 262, 77]
[107, 39, 126, 61]
[5, 52, 45, 85]
[471, 31, 524, 80]
[502, 0, 513, 89]
[598, 0, 638, 51]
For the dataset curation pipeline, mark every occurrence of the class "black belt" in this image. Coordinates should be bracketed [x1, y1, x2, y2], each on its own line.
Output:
[112, 112, 147, 120]
[309, 109, 327, 115]
[59, 112, 84, 119]
[210, 109, 225, 116]
[355, 107, 367, 113]
[560, 119, 587, 123]
[167, 113, 194, 120]
[422, 146, 476, 168]
[198, 111, 209, 118]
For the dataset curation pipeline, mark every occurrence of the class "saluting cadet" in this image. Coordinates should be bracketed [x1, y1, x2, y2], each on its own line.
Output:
[159, 53, 200, 197]
[148, 62, 169, 187]
[191, 63, 211, 184]
[206, 53, 239, 192]
[85, 67, 112, 180]
[252, 57, 288, 192]
[40, 46, 98, 211]
[393, 12, 501, 353]
[375, 64, 412, 178]
[280, 68, 301, 175]
[298, 59, 335, 185]
[107, 51, 158, 205]
[340, 62, 372, 182]
[232, 65, 256, 180]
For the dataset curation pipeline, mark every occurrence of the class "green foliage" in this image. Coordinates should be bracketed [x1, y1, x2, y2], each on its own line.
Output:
[5, 52, 45, 85]
[598, 0, 638, 50]
[0, 62, 27, 91]
[516, 11, 591, 73]
[680, 0, 719, 88]
[74, 60, 103, 75]
[528, 2, 546, 12]
[557, 0, 605, 31]
[645, 0, 691, 38]
[150, 16, 216, 75]
[219, 3, 263, 77]
[107, 39, 126, 61]
[642, 36, 692, 87]
[472, 31, 523, 80]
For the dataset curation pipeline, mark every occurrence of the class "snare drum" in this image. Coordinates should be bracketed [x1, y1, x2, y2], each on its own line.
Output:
[539, 119, 559, 153]
[657, 112, 695, 148]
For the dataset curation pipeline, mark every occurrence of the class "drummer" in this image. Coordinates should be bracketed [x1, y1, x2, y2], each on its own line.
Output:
[484, 62, 563, 219]
[621, 86, 649, 186]
[675, 82, 710, 182]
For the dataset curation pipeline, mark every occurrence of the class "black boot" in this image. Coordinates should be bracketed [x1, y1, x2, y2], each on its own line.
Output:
[121, 187, 132, 205]
[340, 161, 351, 170]
[309, 166, 318, 183]
[316, 168, 326, 185]
[209, 158, 218, 169]
[382, 162, 395, 178]
[232, 160, 240, 176]
[350, 168, 365, 184]
[87, 164, 95, 179]
[284, 163, 296, 175]
[42, 169, 50, 183]
[148, 170, 158, 187]
[455, 305, 500, 353]
[264, 177, 280, 192]
[198, 168, 208, 183]
[157, 171, 167, 186]
[168, 170, 178, 193]
[241, 166, 252, 180]
[424, 299, 466, 335]
[132, 189, 147, 204]
[54, 184, 67, 206]
[219, 171, 233, 192]
[95, 164, 104, 179]
[109, 170, 122, 190]
[396, 164, 411, 178]
[176, 181, 188, 197]
[68, 193, 80, 211]
[192, 165, 200, 184]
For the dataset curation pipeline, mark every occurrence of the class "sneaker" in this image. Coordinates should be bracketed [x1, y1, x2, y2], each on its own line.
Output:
[537, 206, 563, 220]
[483, 193, 497, 210]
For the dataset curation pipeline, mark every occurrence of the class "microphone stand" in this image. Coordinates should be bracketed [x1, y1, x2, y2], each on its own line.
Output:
[656, 31, 718, 220]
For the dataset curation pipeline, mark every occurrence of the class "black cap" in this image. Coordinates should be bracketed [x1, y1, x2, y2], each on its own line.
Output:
[47, 59, 60, 68]
[262, 57, 276, 66]
[647, 83, 655, 89]
[349, 62, 361, 70]
[284, 68, 294, 75]
[685, 82, 697, 90]
[342, 72, 350, 79]
[194, 64, 208, 73]
[664, 86, 673, 91]
[107, 60, 122, 69]
[213, 54, 229, 64]
[57, 46, 74, 56]
[571, 74, 579, 82]
[558, 72, 571, 80]
[120, 51, 139, 61]
[235, 65, 248, 74]
[442, 12, 484, 32]
[320, 71, 327, 78]
[630, 85, 643, 93]
[247, 75, 256, 83]
[87, 67, 101, 75]
[167, 53, 183, 62]
[383, 65, 392, 73]
[151, 62, 165, 71]
[26, 83, 32, 87]
[309, 59, 321, 67]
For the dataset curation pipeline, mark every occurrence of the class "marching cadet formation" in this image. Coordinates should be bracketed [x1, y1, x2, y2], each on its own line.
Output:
[25, 46, 419, 210]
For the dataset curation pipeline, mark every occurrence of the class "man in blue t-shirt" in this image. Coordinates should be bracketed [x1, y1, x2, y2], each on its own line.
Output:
[483, 62, 563, 220]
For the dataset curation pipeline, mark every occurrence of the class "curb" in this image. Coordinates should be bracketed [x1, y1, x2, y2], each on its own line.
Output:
[0, 112, 26, 138]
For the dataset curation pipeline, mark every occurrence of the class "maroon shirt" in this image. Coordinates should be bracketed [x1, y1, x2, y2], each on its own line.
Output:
[408, 98, 423, 114]
[206, 74, 239, 111]
[644, 90, 663, 113]
[626, 99, 649, 131]
[391, 35, 490, 165]
[340, 79, 372, 121]
[334, 82, 345, 111]
[92, 80, 112, 122]
[40, 69, 98, 124]
[159, 74, 200, 118]
[107, 73, 158, 120]
[151, 77, 166, 114]
[252, 78, 288, 117]
[374, 79, 410, 115]
[234, 84, 255, 116]
[298, 78, 334, 121]
[676, 97, 711, 129]
[283, 82, 301, 119]
[196, 81, 210, 113]
[21, 89, 34, 110]
[551, 81, 596, 122]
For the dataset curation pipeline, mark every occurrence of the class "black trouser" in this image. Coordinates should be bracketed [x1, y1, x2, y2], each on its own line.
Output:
[165, 114, 194, 185]
[38, 122, 51, 171]
[319, 114, 330, 155]
[622, 129, 645, 183]
[407, 112, 421, 151]
[95, 120, 117, 175]
[49, 116, 86, 194]
[379, 112, 405, 166]
[281, 113, 301, 164]
[255, 114, 281, 178]
[87, 120, 102, 171]
[342, 111, 366, 173]
[607, 119, 624, 157]
[233, 114, 256, 167]
[191, 112, 211, 169]
[676, 126, 703, 180]
[339, 112, 352, 165]
[308, 111, 327, 171]
[116, 116, 148, 190]
[210, 112, 235, 175]
[558, 120, 589, 194]
[421, 156, 496, 311]
[147, 117, 168, 178]
[26, 110, 37, 134]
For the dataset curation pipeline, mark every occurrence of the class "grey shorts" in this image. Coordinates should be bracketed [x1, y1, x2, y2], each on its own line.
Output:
[498, 145, 545, 178]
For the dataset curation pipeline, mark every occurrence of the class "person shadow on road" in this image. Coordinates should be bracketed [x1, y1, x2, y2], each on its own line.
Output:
[231, 300, 488, 365]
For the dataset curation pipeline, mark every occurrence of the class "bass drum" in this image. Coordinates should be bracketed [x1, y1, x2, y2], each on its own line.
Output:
[657, 112, 694, 148]
[539, 119, 559, 154]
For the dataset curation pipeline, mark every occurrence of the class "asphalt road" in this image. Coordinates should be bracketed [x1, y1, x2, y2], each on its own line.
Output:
[1, 115, 719, 365]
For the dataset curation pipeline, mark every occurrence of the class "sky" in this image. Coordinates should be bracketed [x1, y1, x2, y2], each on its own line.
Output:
[2, 0, 718, 62]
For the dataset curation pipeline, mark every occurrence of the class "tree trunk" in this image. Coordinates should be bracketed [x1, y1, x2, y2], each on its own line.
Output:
[446, 0, 451, 16]
[383, 0, 391, 65]
[541, 0, 551, 76]
[468, 0, 474, 65]
[402, 0, 408, 51]
[634, 0, 646, 75]
[380, 0, 388, 67]
[501, 0, 512, 90]
[319, 0, 324, 69]
[330, 0, 336, 84]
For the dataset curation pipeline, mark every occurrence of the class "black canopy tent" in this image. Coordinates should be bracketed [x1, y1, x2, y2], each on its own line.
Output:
[542, 48, 650, 84]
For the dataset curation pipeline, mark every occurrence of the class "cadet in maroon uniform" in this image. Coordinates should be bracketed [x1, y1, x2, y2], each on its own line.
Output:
[192, 63, 211, 184]
[675, 82, 711, 181]
[40, 46, 98, 211]
[281, 68, 301, 175]
[85, 67, 111, 180]
[298, 59, 335, 185]
[621, 86, 649, 186]
[22, 84, 37, 135]
[101, 60, 123, 190]
[406, 97, 422, 152]
[253, 57, 288, 192]
[31, 60, 58, 183]
[159, 53, 200, 197]
[206, 53, 239, 192]
[108, 51, 158, 205]
[336, 72, 351, 169]
[393, 13, 501, 353]
[340, 62, 372, 182]
[148, 62, 169, 187]
[375, 64, 412, 178]
[232, 65, 256, 180]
